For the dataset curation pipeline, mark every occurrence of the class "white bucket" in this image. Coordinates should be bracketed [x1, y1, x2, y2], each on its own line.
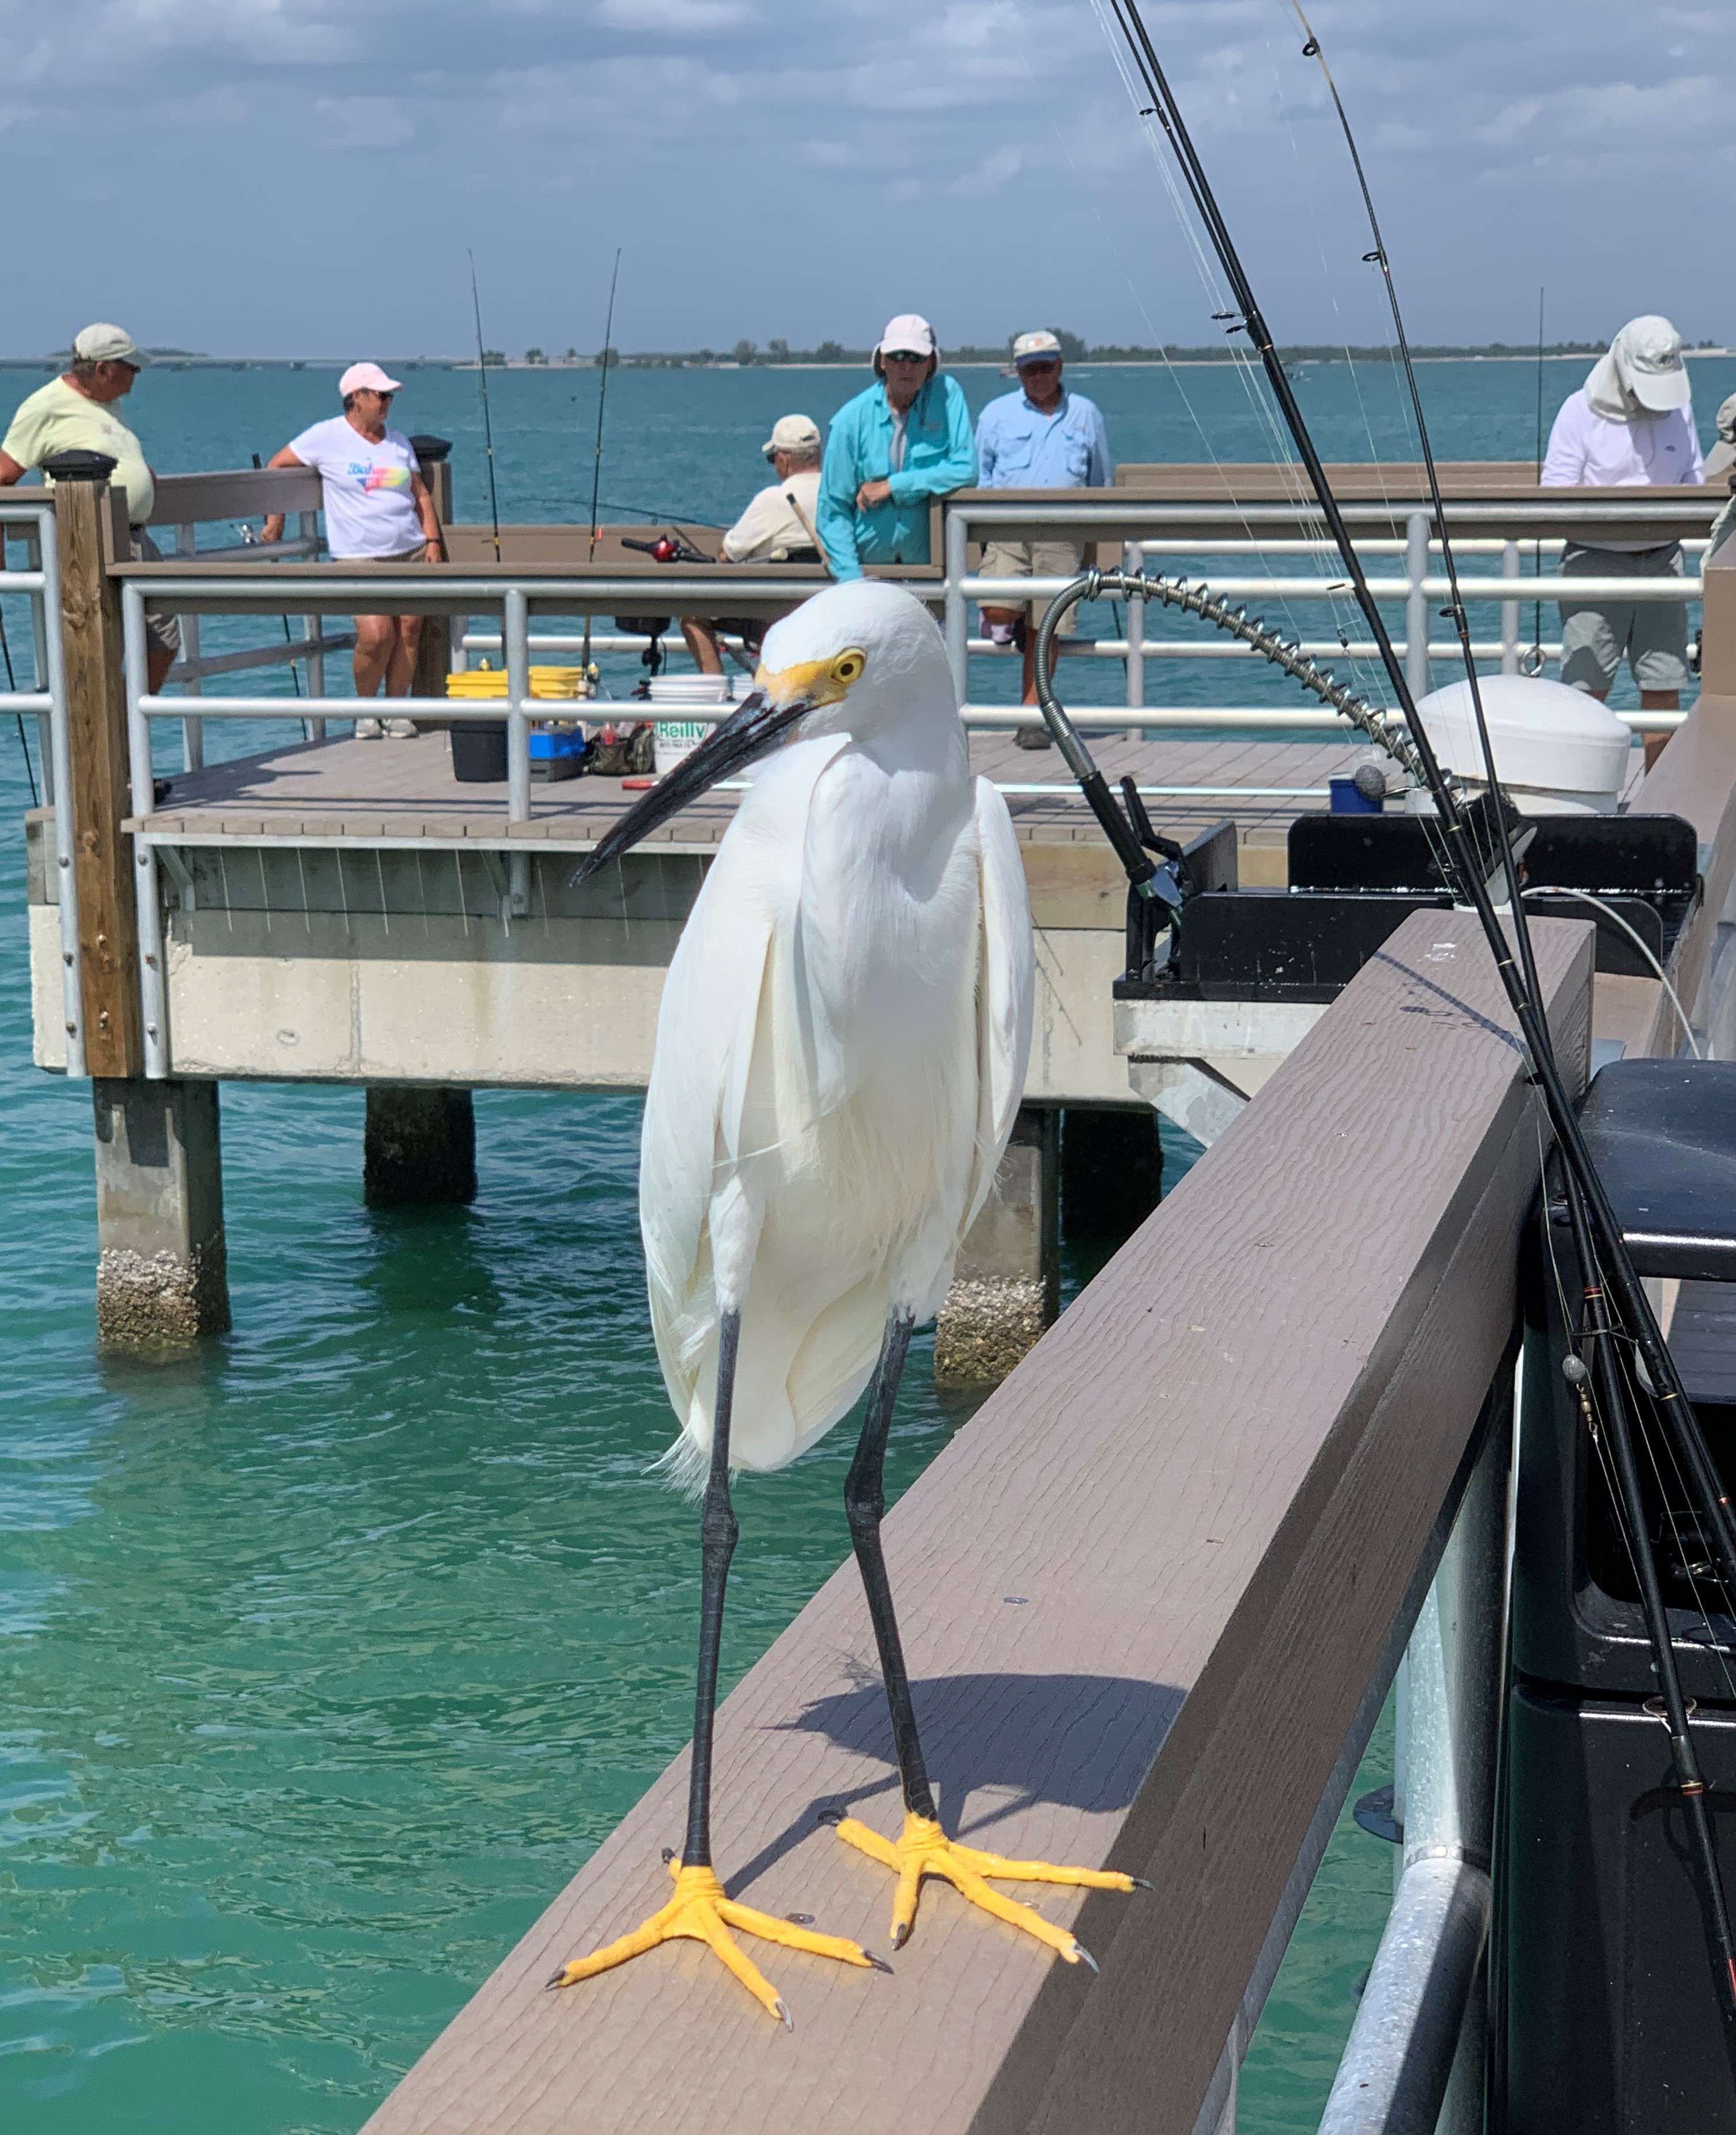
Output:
[648, 674, 727, 778]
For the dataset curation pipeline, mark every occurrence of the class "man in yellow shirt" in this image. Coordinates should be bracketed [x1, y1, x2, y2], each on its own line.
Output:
[0, 324, 179, 690]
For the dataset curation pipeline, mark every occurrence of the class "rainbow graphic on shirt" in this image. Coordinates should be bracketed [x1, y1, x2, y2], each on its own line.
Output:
[361, 464, 412, 493]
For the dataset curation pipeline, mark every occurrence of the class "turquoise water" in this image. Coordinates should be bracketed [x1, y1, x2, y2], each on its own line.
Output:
[3, 355, 1715, 2130]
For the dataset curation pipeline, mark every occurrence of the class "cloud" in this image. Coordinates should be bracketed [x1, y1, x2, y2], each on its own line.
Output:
[595, 0, 757, 27]
[314, 95, 414, 149]
[0, 0, 1723, 352]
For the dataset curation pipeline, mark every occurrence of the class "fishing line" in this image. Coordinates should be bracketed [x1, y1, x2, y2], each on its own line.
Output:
[0, 595, 36, 807]
[581, 247, 623, 679]
[1529, 286, 1547, 675]
[1279, 0, 1736, 1610]
[1269, 0, 1736, 2022]
[467, 250, 503, 564]
[1090, 0, 1736, 1969]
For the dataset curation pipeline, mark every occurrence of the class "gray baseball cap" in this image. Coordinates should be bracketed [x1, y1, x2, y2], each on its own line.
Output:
[73, 323, 148, 367]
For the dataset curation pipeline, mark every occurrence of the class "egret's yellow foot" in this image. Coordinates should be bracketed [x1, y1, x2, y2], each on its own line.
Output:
[827, 1809, 1144, 1964]
[547, 1858, 887, 2027]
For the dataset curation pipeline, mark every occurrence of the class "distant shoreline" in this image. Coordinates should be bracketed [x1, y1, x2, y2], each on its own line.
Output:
[0, 349, 1728, 373]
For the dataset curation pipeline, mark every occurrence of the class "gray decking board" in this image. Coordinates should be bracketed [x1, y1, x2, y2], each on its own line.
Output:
[130, 729, 1364, 847]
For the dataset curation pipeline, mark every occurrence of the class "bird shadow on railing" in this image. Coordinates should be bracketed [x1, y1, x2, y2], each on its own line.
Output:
[719, 1666, 1183, 1895]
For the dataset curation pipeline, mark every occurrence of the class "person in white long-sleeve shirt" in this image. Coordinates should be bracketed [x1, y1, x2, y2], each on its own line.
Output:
[1541, 316, 1703, 766]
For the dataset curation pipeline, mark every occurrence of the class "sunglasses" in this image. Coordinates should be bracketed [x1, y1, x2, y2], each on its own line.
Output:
[1019, 359, 1061, 374]
[883, 350, 928, 364]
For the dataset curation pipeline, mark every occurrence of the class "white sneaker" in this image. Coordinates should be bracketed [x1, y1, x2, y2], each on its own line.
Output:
[355, 716, 384, 739]
[384, 717, 418, 739]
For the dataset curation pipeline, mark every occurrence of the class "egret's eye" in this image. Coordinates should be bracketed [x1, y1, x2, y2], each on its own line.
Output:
[830, 648, 867, 687]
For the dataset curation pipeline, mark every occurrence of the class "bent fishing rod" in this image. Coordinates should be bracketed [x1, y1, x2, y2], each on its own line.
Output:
[580, 247, 623, 678]
[1284, 0, 1736, 1713]
[467, 250, 503, 563]
[1070, 0, 1736, 2020]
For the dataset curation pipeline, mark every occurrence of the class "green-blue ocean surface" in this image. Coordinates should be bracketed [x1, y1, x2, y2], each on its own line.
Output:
[5, 355, 1729, 2131]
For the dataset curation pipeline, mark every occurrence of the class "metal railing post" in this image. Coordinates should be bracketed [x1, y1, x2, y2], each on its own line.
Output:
[1124, 539, 1145, 737]
[1405, 511, 1432, 702]
[122, 583, 169, 1078]
[1500, 541, 1521, 676]
[1318, 1384, 1511, 2135]
[298, 510, 327, 739]
[505, 586, 531, 824]
[38, 509, 83, 1075]
[20, 521, 54, 805]
[175, 522, 205, 770]
[944, 505, 969, 708]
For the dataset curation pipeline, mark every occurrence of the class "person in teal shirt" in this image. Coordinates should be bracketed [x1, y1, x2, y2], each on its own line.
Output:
[816, 313, 976, 578]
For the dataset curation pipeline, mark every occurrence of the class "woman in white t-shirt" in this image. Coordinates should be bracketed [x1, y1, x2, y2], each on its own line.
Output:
[261, 362, 444, 736]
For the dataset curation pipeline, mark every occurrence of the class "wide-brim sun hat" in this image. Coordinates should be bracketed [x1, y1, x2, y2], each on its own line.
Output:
[1614, 316, 1690, 414]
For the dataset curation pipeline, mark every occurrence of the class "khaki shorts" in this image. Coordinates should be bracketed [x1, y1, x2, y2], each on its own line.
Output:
[978, 538, 1083, 624]
[128, 529, 181, 657]
[1558, 542, 1689, 694]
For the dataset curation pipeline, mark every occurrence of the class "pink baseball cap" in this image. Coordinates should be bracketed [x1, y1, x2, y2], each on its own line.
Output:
[339, 361, 402, 398]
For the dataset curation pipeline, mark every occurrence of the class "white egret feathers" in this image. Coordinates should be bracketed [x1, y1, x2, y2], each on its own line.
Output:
[637, 580, 1035, 1483]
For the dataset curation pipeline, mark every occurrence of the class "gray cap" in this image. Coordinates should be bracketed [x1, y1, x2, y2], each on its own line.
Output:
[73, 323, 147, 367]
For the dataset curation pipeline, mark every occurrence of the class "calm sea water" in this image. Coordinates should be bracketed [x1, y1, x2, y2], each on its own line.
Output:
[5, 356, 1726, 2132]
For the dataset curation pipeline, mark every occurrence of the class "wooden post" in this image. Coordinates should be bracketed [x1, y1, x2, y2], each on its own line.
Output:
[55, 467, 142, 1077]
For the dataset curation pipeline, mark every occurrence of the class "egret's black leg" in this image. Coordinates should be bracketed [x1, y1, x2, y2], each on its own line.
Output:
[550, 1304, 885, 2017]
[830, 1308, 1143, 1961]
[842, 1310, 937, 1822]
[682, 1307, 740, 1870]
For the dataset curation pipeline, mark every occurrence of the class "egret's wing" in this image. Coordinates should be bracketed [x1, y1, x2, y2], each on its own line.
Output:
[960, 775, 1035, 1239]
[639, 735, 852, 1434]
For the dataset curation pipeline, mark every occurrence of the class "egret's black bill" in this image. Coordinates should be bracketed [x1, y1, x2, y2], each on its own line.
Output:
[570, 687, 814, 887]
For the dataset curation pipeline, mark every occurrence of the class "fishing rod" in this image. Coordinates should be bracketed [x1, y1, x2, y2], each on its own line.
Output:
[1280, 0, 1736, 1647]
[1087, 0, 1736, 2023]
[1527, 287, 1546, 675]
[467, 250, 503, 563]
[581, 247, 623, 677]
[248, 456, 301, 698]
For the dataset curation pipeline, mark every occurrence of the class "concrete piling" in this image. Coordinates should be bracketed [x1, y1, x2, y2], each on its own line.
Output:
[93, 1077, 230, 1351]
[935, 1105, 1060, 1384]
[363, 1085, 478, 1207]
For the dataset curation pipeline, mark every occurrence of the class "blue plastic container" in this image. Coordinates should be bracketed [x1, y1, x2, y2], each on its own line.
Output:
[1329, 774, 1383, 815]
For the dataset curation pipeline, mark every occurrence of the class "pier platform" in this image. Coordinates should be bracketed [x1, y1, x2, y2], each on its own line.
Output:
[29, 728, 1363, 1101]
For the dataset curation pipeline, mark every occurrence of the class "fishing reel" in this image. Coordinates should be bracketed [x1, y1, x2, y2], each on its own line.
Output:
[623, 532, 710, 565]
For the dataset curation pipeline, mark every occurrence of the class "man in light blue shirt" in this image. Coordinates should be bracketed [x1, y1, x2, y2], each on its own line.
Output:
[816, 313, 976, 579]
[975, 331, 1111, 731]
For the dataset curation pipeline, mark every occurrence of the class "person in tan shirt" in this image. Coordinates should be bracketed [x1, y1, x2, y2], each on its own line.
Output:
[0, 323, 179, 691]
[682, 415, 825, 677]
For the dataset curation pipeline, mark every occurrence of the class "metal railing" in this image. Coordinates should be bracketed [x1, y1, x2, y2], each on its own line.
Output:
[156, 508, 353, 769]
[1, 497, 79, 1073]
[941, 498, 1712, 735]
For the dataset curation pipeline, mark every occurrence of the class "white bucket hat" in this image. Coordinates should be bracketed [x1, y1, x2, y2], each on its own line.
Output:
[1585, 316, 1690, 419]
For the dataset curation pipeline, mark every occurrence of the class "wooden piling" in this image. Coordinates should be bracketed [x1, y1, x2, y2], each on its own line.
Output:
[55, 472, 142, 1077]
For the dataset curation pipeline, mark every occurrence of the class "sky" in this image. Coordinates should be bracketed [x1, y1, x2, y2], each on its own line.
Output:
[0, 0, 1725, 358]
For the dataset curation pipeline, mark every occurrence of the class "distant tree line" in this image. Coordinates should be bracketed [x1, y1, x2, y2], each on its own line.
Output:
[525, 329, 1725, 369]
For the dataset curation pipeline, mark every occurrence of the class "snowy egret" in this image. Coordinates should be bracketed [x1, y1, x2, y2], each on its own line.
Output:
[549, 580, 1139, 2023]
